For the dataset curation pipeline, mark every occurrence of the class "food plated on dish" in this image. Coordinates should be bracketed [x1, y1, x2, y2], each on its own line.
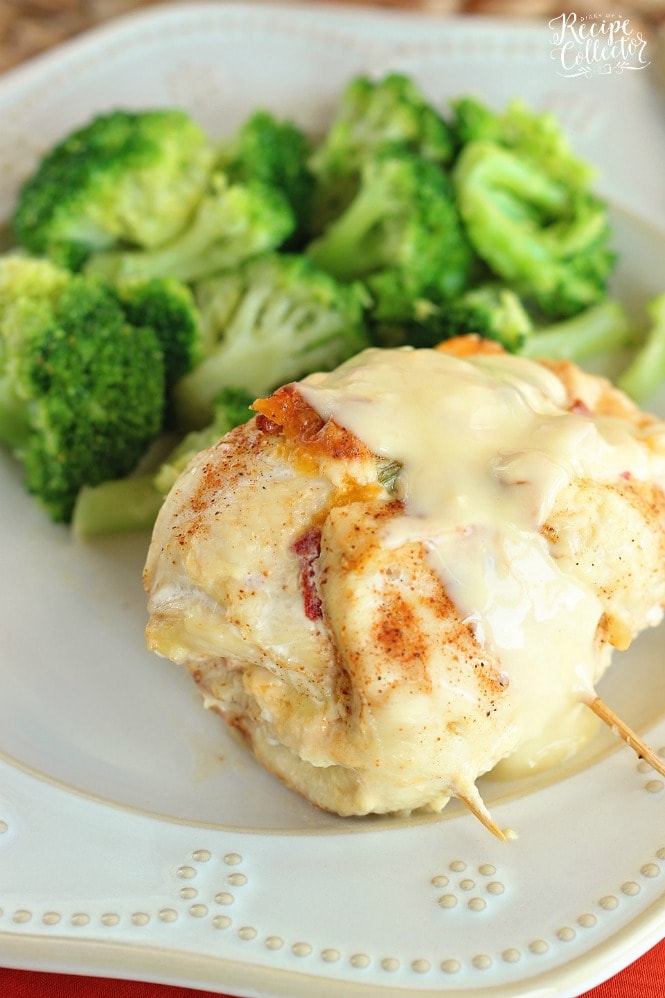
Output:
[2, 8, 665, 994]
[2, 68, 665, 837]
[4, 72, 663, 538]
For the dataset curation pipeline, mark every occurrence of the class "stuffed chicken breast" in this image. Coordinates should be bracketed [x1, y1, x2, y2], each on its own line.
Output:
[144, 337, 665, 832]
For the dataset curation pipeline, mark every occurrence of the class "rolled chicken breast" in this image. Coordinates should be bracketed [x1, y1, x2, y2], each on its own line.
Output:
[144, 337, 665, 829]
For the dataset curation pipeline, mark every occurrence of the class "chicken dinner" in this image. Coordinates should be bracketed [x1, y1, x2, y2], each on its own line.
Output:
[144, 336, 665, 836]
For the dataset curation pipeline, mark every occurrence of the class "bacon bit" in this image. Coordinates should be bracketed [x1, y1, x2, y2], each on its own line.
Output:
[253, 384, 372, 462]
[254, 384, 324, 438]
[292, 527, 323, 621]
[255, 412, 282, 435]
[620, 470, 633, 481]
[569, 398, 593, 416]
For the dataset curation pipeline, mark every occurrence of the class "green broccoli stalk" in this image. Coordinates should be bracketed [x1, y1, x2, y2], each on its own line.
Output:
[12, 109, 215, 270]
[71, 387, 254, 538]
[308, 72, 456, 233]
[616, 294, 665, 403]
[84, 172, 296, 284]
[520, 298, 632, 361]
[453, 140, 616, 319]
[173, 252, 370, 430]
[307, 144, 474, 324]
[115, 276, 202, 385]
[0, 254, 166, 522]
[219, 110, 314, 243]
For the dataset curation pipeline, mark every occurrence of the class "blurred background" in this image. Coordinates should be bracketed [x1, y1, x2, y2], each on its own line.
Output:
[1, 0, 664, 75]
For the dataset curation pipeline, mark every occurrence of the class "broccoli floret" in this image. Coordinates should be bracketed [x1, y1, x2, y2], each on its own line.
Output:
[372, 283, 534, 352]
[307, 144, 474, 324]
[520, 299, 632, 361]
[12, 109, 214, 270]
[0, 255, 166, 522]
[451, 96, 596, 190]
[436, 284, 534, 351]
[84, 172, 295, 283]
[452, 140, 615, 319]
[219, 110, 314, 242]
[71, 387, 254, 538]
[308, 73, 455, 232]
[372, 290, 631, 363]
[173, 252, 370, 429]
[115, 276, 201, 385]
[616, 294, 665, 403]
[314, 73, 456, 171]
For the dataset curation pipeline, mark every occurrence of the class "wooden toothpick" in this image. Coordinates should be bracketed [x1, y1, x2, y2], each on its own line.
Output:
[459, 791, 510, 842]
[584, 695, 665, 777]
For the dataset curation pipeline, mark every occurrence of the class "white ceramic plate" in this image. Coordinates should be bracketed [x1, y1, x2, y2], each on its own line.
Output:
[1, 4, 665, 996]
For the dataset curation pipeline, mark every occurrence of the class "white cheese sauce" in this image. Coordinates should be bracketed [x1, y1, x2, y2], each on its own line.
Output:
[299, 347, 657, 771]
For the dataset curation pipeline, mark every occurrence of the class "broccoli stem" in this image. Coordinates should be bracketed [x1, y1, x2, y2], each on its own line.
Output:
[307, 190, 388, 281]
[519, 299, 632, 361]
[616, 294, 665, 403]
[0, 379, 31, 449]
[72, 475, 164, 538]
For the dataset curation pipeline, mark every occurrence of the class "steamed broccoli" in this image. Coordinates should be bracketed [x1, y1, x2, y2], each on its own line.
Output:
[84, 171, 295, 284]
[115, 276, 201, 385]
[174, 252, 370, 429]
[12, 109, 214, 271]
[72, 387, 254, 538]
[372, 283, 534, 352]
[0, 255, 166, 522]
[451, 96, 596, 190]
[307, 144, 474, 324]
[616, 294, 665, 403]
[434, 284, 534, 351]
[308, 72, 456, 232]
[452, 140, 615, 318]
[371, 290, 632, 366]
[219, 110, 314, 242]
